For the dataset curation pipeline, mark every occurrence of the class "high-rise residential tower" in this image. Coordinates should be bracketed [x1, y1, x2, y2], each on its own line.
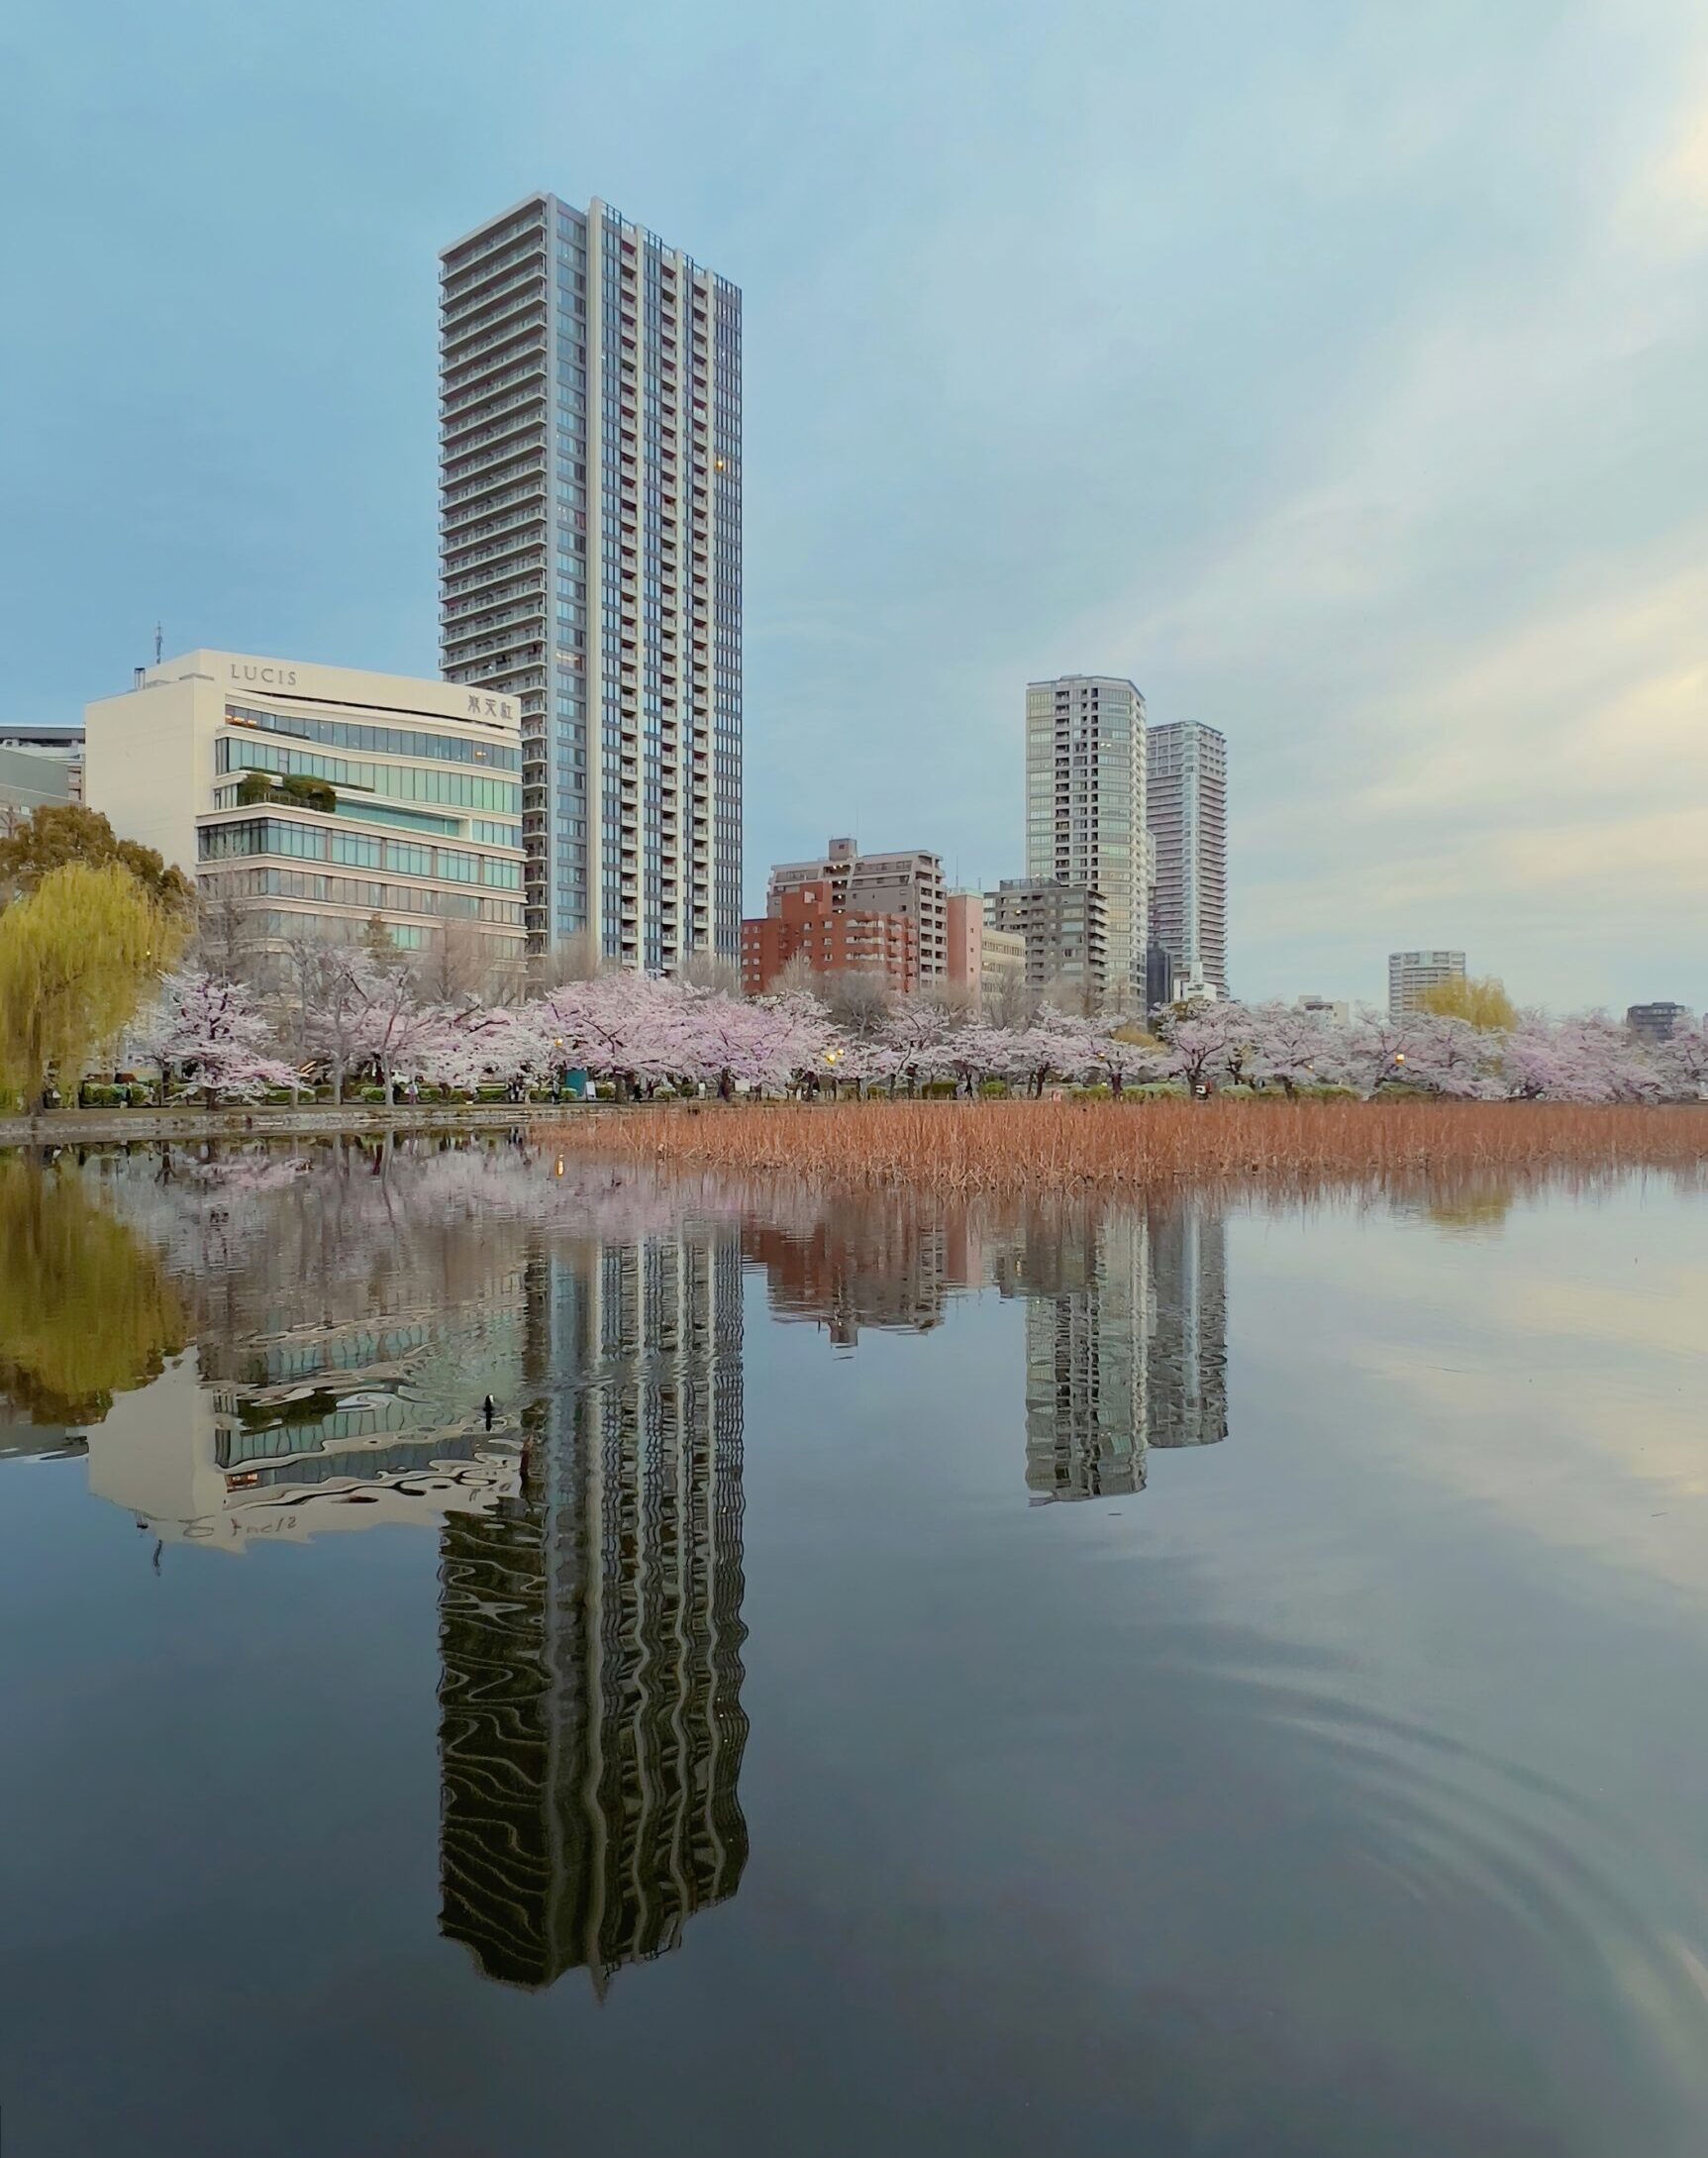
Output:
[1025, 675, 1149, 1005]
[1388, 950, 1465, 1015]
[440, 195, 742, 967]
[1147, 720, 1228, 1000]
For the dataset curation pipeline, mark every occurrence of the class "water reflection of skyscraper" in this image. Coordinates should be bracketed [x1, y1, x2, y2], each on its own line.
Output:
[438, 1224, 749, 1994]
[1149, 1208, 1230, 1453]
[738, 1184, 1227, 1507]
[1009, 1202, 1228, 1504]
[33, 1148, 753, 1998]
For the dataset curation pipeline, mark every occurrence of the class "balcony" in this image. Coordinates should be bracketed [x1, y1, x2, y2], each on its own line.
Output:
[442, 437, 547, 493]
[441, 258, 548, 335]
[441, 295, 549, 366]
[441, 397, 546, 462]
[440, 476, 548, 536]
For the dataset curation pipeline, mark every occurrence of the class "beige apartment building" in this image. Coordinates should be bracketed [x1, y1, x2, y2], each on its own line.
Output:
[1388, 950, 1465, 1015]
[85, 651, 526, 981]
[767, 836, 947, 980]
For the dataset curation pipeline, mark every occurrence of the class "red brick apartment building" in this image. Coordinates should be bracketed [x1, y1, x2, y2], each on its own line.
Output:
[740, 880, 920, 995]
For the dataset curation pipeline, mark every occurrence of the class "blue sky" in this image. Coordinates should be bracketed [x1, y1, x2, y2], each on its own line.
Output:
[4, 0, 1705, 1007]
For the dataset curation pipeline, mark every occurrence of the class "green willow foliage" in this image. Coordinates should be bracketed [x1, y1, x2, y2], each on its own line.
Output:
[0, 1159, 186, 1423]
[0, 861, 183, 1109]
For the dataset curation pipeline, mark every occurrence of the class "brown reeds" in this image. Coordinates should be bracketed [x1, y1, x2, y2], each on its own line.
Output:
[542, 1097, 1708, 1198]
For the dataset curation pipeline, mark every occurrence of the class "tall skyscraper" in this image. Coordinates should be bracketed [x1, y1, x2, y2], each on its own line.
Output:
[440, 194, 742, 967]
[1025, 675, 1150, 1005]
[1147, 720, 1228, 999]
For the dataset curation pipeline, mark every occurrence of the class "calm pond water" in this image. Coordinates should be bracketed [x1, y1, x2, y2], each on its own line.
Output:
[1, 1138, 1706, 2156]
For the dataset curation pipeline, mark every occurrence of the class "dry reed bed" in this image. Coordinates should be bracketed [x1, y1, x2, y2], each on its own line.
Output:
[544, 1097, 1708, 1196]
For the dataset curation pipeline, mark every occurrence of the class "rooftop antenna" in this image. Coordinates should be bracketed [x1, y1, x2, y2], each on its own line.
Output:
[153, 622, 163, 665]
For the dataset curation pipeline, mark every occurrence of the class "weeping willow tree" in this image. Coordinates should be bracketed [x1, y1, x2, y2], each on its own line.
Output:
[0, 861, 183, 1110]
[1417, 975, 1518, 1031]
[0, 1160, 187, 1423]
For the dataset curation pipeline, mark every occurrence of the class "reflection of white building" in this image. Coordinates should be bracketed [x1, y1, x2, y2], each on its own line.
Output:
[84, 1289, 530, 1552]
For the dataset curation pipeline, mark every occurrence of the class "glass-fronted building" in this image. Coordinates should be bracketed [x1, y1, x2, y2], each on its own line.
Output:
[84, 650, 526, 983]
[439, 194, 742, 968]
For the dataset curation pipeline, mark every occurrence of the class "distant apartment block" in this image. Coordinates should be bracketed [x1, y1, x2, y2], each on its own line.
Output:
[85, 651, 526, 982]
[1147, 720, 1227, 999]
[0, 733, 80, 824]
[767, 837, 946, 980]
[1627, 1001, 1692, 1046]
[984, 879, 1108, 1003]
[0, 726, 83, 827]
[981, 922, 1027, 998]
[1026, 675, 1149, 1002]
[945, 892, 985, 994]
[1388, 950, 1465, 1016]
[947, 891, 1026, 1003]
[440, 194, 741, 969]
[741, 880, 918, 995]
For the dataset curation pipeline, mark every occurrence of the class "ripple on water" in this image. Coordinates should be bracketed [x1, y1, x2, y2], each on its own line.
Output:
[1140, 1642, 1708, 2128]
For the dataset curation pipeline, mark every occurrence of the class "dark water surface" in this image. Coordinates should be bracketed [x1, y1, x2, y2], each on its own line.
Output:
[1, 1139, 1706, 2156]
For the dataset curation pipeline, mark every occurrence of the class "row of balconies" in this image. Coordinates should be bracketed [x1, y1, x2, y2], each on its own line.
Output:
[440, 454, 545, 509]
[440, 257, 548, 335]
[440, 508, 546, 565]
[444, 562, 545, 613]
[441, 206, 547, 285]
[441, 434, 545, 491]
[440, 470, 547, 529]
[441, 323, 548, 398]
[441, 352, 548, 425]
[441, 392, 546, 462]
[440, 230, 547, 310]
[443, 607, 546, 657]
[444, 545, 549, 592]
[441, 293, 548, 365]
[446, 634, 547, 671]
[444, 565, 543, 617]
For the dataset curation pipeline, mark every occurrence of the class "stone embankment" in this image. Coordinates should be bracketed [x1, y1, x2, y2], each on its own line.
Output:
[0, 1102, 598, 1147]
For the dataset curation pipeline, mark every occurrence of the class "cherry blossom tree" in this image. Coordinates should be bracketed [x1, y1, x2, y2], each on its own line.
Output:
[1155, 1005, 1232, 1095]
[883, 998, 962, 1095]
[1503, 1013, 1660, 1103]
[132, 966, 296, 1104]
[354, 960, 443, 1103]
[1658, 1019, 1708, 1099]
[1245, 1002, 1344, 1096]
